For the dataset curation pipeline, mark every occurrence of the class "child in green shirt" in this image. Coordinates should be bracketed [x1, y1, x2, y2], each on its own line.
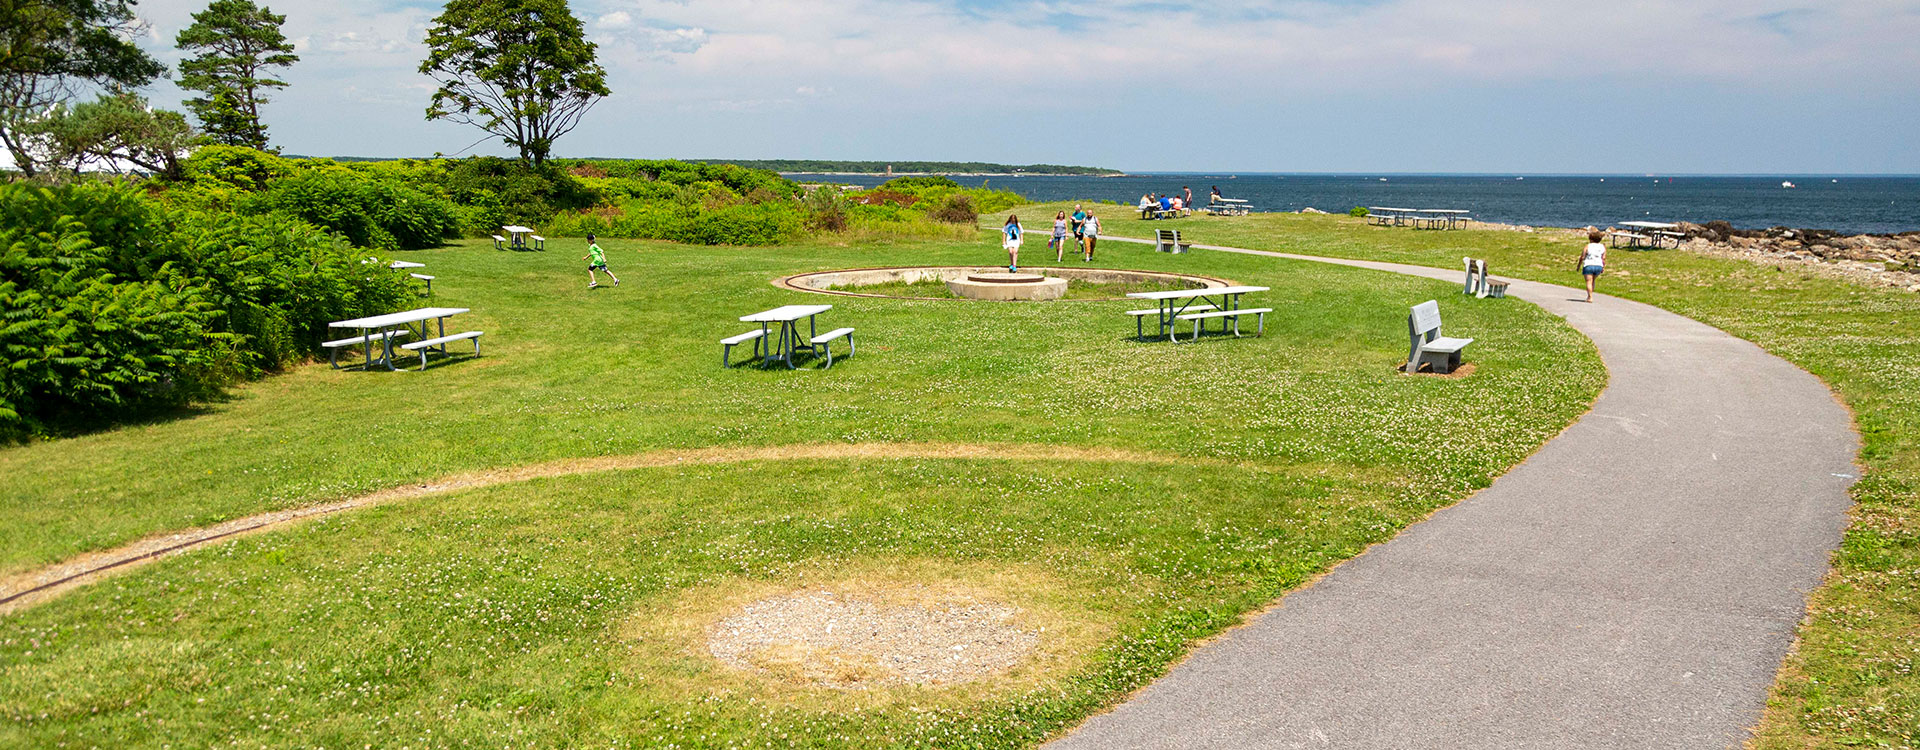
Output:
[582, 234, 619, 288]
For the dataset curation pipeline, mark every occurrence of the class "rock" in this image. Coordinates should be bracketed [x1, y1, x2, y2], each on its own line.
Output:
[1300, 207, 1329, 214]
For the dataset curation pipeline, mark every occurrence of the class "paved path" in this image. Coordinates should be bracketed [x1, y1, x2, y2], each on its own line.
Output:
[1055, 239, 1859, 749]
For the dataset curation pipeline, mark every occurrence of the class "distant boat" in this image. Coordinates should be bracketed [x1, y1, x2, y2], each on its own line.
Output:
[1379, 178, 1387, 182]
[1515, 177, 1524, 180]
[1782, 181, 1797, 188]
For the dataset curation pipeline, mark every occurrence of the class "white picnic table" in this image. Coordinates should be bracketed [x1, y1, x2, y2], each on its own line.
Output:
[388, 260, 426, 269]
[502, 225, 535, 249]
[1367, 207, 1419, 226]
[1617, 221, 1683, 248]
[329, 307, 469, 371]
[1127, 285, 1269, 341]
[740, 304, 834, 368]
[1419, 208, 1471, 229]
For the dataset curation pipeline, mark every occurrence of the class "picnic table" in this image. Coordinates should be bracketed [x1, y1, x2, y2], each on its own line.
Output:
[1420, 209, 1471, 229]
[1208, 198, 1252, 216]
[388, 260, 425, 269]
[740, 304, 834, 369]
[328, 307, 469, 371]
[502, 225, 536, 250]
[1618, 220, 1683, 248]
[1126, 285, 1269, 342]
[1367, 207, 1418, 226]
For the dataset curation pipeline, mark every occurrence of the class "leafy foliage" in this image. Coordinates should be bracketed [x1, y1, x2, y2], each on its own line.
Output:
[175, 0, 299, 150]
[243, 170, 461, 250]
[22, 91, 196, 180]
[687, 159, 1123, 175]
[0, 0, 166, 175]
[0, 181, 413, 439]
[419, 0, 609, 166]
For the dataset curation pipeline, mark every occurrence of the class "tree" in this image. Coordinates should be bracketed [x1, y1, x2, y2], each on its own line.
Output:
[418, 0, 608, 167]
[25, 91, 196, 179]
[174, 0, 297, 151]
[0, 0, 165, 176]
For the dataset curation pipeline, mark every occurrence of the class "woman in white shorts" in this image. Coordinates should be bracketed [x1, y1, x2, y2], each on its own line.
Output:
[1002, 214, 1023, 272]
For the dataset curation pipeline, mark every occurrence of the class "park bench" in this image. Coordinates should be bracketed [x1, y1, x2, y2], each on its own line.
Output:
[810, 327, 855, 367]
[1125, 304, 1214, 338]
[322, 329, 410, 369]
[1461, 258, 1510, 299]
[722, 329, 767, 367]
[1174, 307, 1271, 341]
[492, 234, 509, 250]
[397, 331, 483, 371]
[1155, 229, 1194, 254]
[410, 273, 434, 294]
[1406, 300, 1472, 374]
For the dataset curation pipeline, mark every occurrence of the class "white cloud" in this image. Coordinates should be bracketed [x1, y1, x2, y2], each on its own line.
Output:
[596, 11, 633, 31]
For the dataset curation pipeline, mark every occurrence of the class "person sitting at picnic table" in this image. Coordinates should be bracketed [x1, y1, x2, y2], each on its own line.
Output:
[1138, 193, 1156, 219]
[582, 233, 619, 289]
[1002, 214, 1024, 272]
[1209, 185, 1222, 204]
[1159, 194, 1173, 214]
[1170, 196, 1186, 216]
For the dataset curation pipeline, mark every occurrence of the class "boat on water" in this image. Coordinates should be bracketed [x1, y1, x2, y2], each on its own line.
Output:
[1782, 181, 1797, 188]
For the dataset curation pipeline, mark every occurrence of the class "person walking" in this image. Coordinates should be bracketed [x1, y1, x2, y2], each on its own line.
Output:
[1082, 212, 1100, 261]
[1578, 229, 1607, 302]
[1071, 204, 1087, 247]
[582, 233, 619, 288]
[1051, 211, 1069, 261]
[1002, 214, 1024, 271]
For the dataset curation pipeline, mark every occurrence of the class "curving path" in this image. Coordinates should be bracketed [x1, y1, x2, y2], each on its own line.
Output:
[1052, 239, 1860, 748]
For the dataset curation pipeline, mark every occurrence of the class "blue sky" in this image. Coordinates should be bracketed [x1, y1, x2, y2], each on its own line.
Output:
[120, 0, 1920, 173]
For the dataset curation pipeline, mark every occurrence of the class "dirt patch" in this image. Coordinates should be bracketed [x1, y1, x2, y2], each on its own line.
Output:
[1400, 362, 1478, 379]
[708, 588, 1038, 688]
[1, 442, 1220, 616]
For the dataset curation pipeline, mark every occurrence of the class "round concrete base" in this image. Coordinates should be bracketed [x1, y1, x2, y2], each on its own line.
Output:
[945, 272, 1069, 300]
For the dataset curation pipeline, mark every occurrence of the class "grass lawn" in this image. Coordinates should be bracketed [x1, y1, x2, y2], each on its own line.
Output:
[1043, 204, 1920, 749]
[0, 230, 1602, 747]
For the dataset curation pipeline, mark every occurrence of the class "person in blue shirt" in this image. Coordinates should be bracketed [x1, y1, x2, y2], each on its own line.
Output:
[1002, 214, 1023, 271]
[1159, 195, 1172, 213]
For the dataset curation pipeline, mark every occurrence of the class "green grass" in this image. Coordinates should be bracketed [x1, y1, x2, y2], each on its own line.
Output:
[1039, 205, 1920, 749]
[0, 230, 1603, 747]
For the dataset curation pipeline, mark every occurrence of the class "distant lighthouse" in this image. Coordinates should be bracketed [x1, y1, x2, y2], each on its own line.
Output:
[886, 164, 892, 176]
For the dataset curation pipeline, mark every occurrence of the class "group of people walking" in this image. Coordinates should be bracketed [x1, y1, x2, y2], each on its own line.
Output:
[1000, 204, 1101, 271]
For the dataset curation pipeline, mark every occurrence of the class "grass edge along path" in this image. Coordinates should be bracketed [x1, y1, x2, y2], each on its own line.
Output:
[0, 442, 1224, 615]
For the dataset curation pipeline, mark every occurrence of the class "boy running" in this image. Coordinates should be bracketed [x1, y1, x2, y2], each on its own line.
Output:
[582, 234, 619, 288]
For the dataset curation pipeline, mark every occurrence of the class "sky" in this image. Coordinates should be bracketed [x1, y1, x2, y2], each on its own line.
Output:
[108, 0, 1920, 173]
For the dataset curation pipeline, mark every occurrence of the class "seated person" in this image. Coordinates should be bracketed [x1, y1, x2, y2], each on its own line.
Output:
[1138, 194, 1155, 219]
[1159, 195, 1173, 214]
[1170, 196, 1185, 215]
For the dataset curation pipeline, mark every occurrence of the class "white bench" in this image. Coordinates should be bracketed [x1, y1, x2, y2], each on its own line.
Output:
[410, 273, 434, 294]
[1407, 300, 1472, 374]
[491, 234, 509, 251]
[531, 235, 546, 251]
[810, 327, 855, 367]
[322, 329, 411, 369]
[1155, 229, 1193, 254]
[1174, 307, 1271, 342]
[1125, 304, 1214, 339]
[722, 329, 767, 367]
[397, 331, 482, 371]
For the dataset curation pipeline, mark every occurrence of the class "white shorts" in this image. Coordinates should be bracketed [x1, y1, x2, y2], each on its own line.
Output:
[1004, 239, 1022, 250]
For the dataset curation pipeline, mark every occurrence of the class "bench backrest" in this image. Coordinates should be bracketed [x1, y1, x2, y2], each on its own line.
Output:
[1410, 300, 1444, 339]
[1156, 229, 1180, 241]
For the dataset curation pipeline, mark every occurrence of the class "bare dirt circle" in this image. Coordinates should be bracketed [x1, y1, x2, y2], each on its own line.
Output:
[707, 588, 1040, 688]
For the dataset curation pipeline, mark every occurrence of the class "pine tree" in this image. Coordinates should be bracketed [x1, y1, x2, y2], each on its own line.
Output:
[175, 0, 297, 150]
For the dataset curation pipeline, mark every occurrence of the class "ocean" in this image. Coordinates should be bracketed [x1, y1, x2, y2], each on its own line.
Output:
[783, 173, 1920, 236]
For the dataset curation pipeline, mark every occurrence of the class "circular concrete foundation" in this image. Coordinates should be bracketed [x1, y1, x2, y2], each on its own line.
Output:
[776, 266, 1229, 301]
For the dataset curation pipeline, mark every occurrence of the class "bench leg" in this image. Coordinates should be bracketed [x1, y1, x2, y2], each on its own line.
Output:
[823, 341, 833, 369]
[848, 332, 854, 359]
[724, 343, 733, 368]
[1257, 312, 1265, 336]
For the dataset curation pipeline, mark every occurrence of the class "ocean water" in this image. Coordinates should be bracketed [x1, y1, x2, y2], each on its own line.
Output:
[784, 173, 1920, 235]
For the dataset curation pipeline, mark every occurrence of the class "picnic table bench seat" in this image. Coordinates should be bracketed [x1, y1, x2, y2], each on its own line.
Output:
[492, 234, 509, 250]
[1175, 307, 1271, 341]
[809, 327, 855, 367]
[323, 329, 411, 368]
[397, 331, 483, 370]
[531, 235, 546, 251]
[1407, 300, 1472, 374]
[1125, 304, 1215, 338]
[722, 329, 767, 367]
[410, 273, 434, 294]
[1155, 229, 1193, 254]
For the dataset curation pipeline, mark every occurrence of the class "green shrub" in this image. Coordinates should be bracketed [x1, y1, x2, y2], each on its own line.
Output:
[184, 145, 293, 192]
[929, 194, 977, 224]
[1349, 206, 1369, 217]
[0, 182, 414, 439]
[244, 171, 460, 250]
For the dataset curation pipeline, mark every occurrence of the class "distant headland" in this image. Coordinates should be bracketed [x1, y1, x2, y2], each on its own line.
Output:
[686, 159, 1124, 177]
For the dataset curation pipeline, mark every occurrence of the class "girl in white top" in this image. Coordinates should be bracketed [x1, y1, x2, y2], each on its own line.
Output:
[1579, 230, 1607, 302]
[1002, 214, 1023, 272]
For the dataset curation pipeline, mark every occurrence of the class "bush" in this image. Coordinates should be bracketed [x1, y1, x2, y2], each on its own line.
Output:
[929, 194, 977, 224]
[802, 186, 849, 232]
[0, 182, 414, 439]
[184, 145, 293, 192]
[245, 171, 460, 250]
[1349, 206, 1369, 217]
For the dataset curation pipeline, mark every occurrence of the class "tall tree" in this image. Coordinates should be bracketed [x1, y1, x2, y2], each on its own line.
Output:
[174, 0, 297, 150]
[0, 0, 165, 176]
[419, 0, 608, 167]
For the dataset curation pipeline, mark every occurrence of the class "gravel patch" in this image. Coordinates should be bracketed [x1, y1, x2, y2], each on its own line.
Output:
[708, 589, 1040, 688]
